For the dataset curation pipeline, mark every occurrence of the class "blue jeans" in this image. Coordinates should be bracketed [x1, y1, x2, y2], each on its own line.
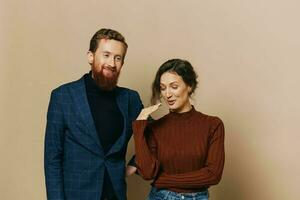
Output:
[146, 187, 209, 200]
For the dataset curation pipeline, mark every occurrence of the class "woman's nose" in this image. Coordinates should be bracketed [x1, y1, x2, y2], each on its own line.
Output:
[166, 89, 172, 98]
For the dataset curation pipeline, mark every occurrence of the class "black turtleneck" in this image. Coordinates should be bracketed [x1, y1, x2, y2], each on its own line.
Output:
[84, 72, 124, 154]
[84, 72, 123, 199]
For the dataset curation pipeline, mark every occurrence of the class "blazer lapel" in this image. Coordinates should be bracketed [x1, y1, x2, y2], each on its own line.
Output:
[106, 87, 129, 156]
[69, 77, 104, 156]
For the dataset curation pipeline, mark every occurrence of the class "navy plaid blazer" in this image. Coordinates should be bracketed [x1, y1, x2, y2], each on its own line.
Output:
[44, 75, 143, 200]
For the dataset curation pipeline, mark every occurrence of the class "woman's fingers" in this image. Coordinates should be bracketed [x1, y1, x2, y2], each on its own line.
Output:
[137, 103, 162, 120]
[137, 103, 161, 120]
[149, 103, 161, 114]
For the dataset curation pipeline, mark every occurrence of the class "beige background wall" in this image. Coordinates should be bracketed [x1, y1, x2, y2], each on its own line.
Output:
[1, 0, 300, 199]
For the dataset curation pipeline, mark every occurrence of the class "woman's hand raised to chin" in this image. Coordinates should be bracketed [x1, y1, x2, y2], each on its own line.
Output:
[137, 103, 161, 120]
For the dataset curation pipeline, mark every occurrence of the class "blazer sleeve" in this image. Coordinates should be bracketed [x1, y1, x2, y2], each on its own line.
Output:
[44, 89, 65, 200]
[127, 90, 144, 168]
[131, 90, 144, 119]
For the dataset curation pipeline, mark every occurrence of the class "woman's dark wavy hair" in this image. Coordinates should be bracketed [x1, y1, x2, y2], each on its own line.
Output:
[151, 59, 198, 105]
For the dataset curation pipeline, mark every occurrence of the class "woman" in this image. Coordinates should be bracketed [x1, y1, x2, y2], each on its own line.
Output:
[132, 59, 225, 200]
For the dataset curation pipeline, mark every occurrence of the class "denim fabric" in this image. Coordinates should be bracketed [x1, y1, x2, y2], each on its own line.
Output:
[146, 187, 209, 200]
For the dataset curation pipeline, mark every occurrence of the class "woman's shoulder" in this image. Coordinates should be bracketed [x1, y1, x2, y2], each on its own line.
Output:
[194, 110, 223, 127]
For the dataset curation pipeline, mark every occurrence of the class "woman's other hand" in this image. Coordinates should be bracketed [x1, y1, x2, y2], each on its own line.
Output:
[126, 165, 137, 176]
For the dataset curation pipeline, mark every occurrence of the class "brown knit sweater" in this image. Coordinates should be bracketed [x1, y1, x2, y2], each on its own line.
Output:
[133, 107, 225, 193]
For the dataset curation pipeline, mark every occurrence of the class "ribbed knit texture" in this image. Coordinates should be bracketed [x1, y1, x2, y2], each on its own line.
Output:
[133, 107, 225, 193]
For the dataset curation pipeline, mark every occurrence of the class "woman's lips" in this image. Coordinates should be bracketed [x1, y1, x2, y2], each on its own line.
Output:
[168, 100, 176, 105]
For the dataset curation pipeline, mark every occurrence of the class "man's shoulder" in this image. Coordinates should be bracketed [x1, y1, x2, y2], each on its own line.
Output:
[116, 87, 143, 110]
[51, 76, 84, 95]
[116, 86, 140, 97]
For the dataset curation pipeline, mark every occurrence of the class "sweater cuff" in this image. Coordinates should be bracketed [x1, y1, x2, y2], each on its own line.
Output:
[132, 120, 148, 133]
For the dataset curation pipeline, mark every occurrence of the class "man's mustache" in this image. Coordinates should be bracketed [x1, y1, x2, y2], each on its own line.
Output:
[103, 66, 116, 72]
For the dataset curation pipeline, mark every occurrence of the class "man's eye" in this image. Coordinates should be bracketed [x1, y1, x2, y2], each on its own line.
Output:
[172, 86, 178, 89]
[103, 54, 109, 57]
[115, 57, 122, 61]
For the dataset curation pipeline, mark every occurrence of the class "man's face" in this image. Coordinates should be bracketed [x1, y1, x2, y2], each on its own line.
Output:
[87, 39, 126, 90]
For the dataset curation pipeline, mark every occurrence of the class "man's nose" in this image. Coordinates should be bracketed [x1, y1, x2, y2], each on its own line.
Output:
[108, 57, 116, 67]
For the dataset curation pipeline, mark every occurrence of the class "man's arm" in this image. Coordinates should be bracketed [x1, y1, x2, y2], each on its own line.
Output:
[126, 91, 144, 176]
[44, 89, 65, 200]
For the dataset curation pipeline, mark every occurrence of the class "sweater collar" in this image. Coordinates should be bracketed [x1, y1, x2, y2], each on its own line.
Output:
[168, 105, 196, 119]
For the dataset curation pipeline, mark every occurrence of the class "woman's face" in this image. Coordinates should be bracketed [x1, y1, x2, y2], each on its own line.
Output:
[160, 71, 191, 113]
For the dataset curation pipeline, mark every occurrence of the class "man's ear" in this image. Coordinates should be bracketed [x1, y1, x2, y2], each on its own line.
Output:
[87, 51, 94, 64]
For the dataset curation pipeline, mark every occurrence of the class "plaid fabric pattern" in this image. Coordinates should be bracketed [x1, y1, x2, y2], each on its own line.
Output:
[44, 75, 143, 200]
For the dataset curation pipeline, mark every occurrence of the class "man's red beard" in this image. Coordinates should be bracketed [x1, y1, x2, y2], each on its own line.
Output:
[92, 65, 120, 91]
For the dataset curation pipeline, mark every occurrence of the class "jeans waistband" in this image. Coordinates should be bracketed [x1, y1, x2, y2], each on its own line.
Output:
[150, 187, 209, 199]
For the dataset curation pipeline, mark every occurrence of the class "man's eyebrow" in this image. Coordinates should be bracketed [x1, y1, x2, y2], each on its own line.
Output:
[101, 51, 123, 57]
[101, 50, 111, 54]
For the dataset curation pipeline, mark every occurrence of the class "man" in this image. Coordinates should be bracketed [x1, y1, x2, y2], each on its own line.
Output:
[44, 28, 143, 200]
